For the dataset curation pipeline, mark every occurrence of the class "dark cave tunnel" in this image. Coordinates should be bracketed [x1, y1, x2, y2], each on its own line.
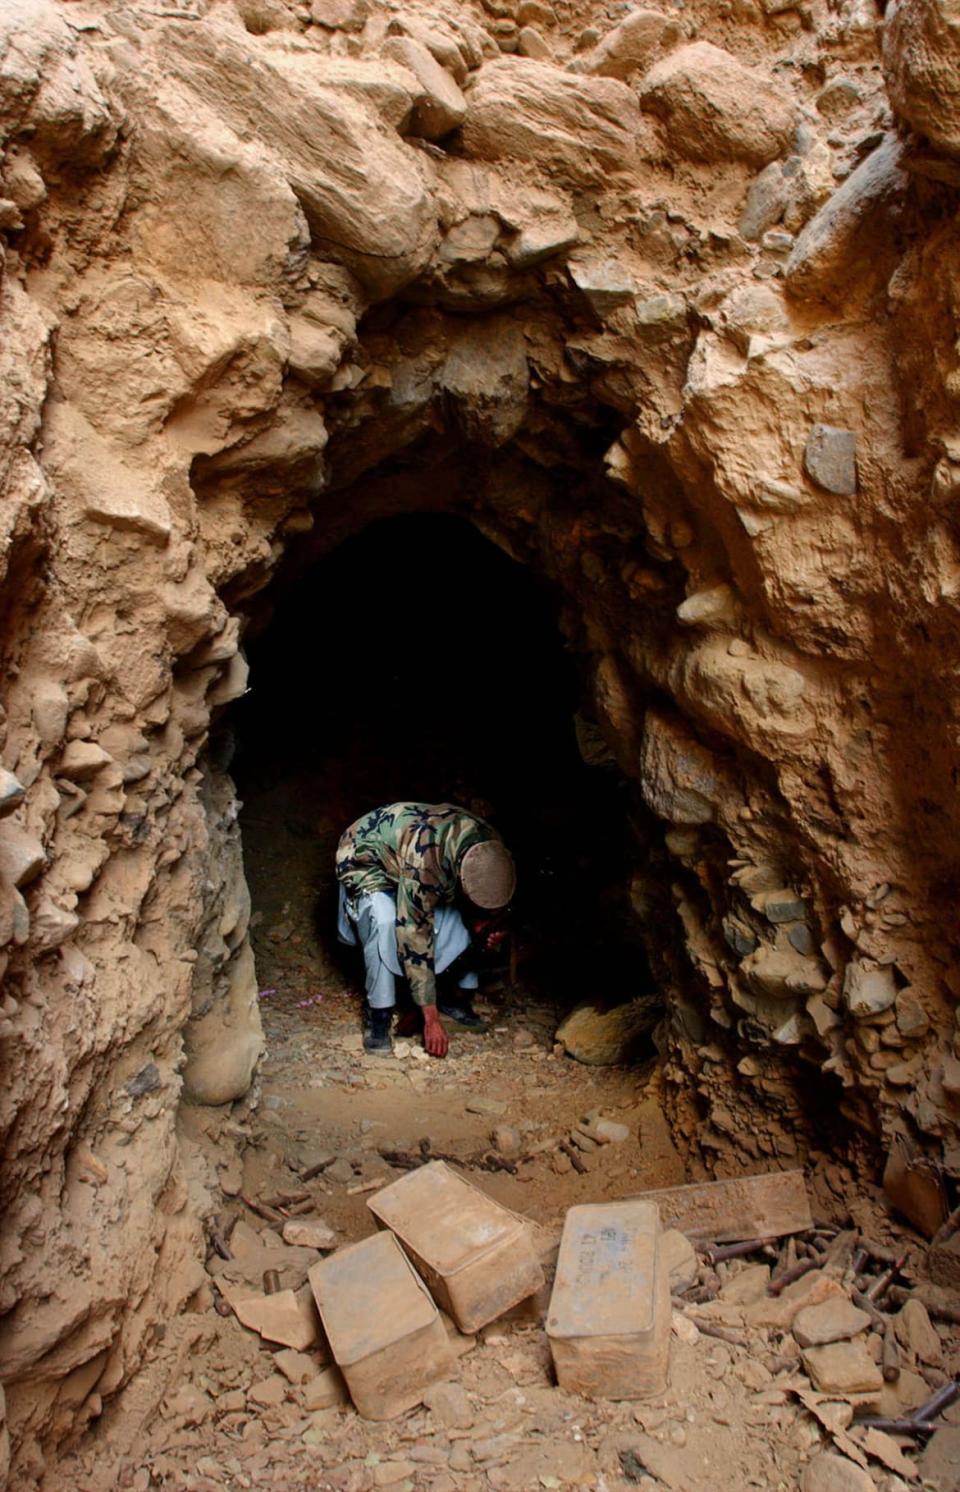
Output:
[230, 510, 657, 1028]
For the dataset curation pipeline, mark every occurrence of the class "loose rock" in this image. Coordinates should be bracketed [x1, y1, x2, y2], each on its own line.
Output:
[892, 1298, 942, 1365]
[282, 1219, 337, 1250]
[466, 1097, 507, 1117]
[718, 1264, 770, 1305]
[231, 1286, 321, 1351]
[802, 1339, 884, 1394]
[422, 1379, 474, 1429]
[248, 1373, 287, 1407]
[661, 1229, 698, 1292]
[302, 1366, 350, 1410]
[555, 1000, 656, 1064]
[274, 1348, 320, 1385]
[492, 1124, 523, 1158]
[793, 1298, 872, 1348]
[803, 1452, 879, 1492]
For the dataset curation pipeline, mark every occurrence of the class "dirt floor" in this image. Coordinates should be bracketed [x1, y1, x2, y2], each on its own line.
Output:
[40, 772, 960, 1492]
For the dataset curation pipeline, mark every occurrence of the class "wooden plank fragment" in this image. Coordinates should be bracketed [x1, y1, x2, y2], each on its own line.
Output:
[633, 1170, 811, 1244]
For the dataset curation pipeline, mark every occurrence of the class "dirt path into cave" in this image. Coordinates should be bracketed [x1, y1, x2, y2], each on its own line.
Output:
[36, 777, 795, 1491]
[44, 879, 817, 1492]
[41, 781, 958, 1492]
[229, 747, 683, 1246]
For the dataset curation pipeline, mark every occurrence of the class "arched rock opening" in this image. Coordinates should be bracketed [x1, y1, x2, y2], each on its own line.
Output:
[232, 510, 652, 1028]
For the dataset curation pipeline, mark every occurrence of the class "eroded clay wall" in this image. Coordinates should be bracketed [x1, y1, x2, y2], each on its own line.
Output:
[1, 0, 959, 1480]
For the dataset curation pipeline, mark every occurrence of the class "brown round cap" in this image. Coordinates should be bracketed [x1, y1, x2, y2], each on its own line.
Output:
[459, 840, 516, 910]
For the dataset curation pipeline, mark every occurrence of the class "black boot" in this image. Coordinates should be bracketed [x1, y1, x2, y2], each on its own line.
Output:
[437, 995, 486, 1031]
[363, 1005, 393, 1054]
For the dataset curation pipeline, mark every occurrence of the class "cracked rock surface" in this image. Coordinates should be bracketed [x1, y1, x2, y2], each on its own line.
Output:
[2, 0, 960, 1482]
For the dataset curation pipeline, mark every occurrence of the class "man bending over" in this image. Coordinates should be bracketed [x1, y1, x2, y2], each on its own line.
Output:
[335, 801, 515, 1058]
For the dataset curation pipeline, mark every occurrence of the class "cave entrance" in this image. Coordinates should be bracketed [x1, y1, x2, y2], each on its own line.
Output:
[232, 511, 655, 1060]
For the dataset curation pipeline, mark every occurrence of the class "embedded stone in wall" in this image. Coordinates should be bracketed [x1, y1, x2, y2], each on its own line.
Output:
[741, 946, 827, 998]
[577, 8, 681, 80]
[0, 771, 24, 819]
[842, 960, 897, 1019]
[459, 57, 642, 184]
[639, 42, 797, 166]
[440, 317, 529, 446]
[0, 825, 45, 888]
[569, 258, 636, 316]
[517, 26, 552, 61]
[751, 889, 806, 924]
[287, 317, 349, 388]
[739, 161, 790, 242]
[674, 639, 812, 748]
[182, 939, 264, 1106]
[152, 24, 442, 296]
[640, 706, 731, 826]
[57, 741, 112, 782]
[883, 0, 960, 158]
[381, 36, 467, 139]
[502, 198, 579, 267]
[784, 135, 908, 309]
[895, 988, 929, 1039]
[716, 283, 791, 358]
[676, 584, 737, 627]
[387, 14, 473, 83]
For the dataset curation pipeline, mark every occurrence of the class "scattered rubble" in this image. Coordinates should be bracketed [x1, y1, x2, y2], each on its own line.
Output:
[48, 1098, 960, 1491]
[151, 965, 957, 1492]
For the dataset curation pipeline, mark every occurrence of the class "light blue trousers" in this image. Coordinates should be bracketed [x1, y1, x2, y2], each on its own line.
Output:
[337, 886, 479, 1010]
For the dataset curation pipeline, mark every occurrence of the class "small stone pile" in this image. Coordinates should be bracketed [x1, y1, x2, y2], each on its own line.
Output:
[669, 1218, 960, 1489]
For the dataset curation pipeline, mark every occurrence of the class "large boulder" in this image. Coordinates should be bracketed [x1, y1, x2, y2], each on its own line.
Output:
[640, 42, 797, 166]
[459, 57, 641, 185]
[0, 0, 118, 167]
[884, 0, 960, 157]
[125, 22, 440, 298]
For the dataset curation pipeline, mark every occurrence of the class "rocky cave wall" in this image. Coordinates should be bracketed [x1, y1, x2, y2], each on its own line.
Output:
[2, 0, 960, 1480]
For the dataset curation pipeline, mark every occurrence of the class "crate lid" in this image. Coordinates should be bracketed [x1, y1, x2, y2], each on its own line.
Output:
[547, 1200, 662, 1341]
[308, 1230, 439, 1366]
[368, 1161, 527, 1277]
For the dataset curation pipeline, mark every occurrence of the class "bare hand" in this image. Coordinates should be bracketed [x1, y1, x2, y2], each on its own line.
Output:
[422, 1007, 449, 1059]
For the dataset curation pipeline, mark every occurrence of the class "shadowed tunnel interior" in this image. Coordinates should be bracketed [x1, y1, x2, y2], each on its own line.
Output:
[231, 512, 655, 1017]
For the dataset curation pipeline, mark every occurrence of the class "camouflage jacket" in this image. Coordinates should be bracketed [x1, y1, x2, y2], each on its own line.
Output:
[335, 802, 496, 1007]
